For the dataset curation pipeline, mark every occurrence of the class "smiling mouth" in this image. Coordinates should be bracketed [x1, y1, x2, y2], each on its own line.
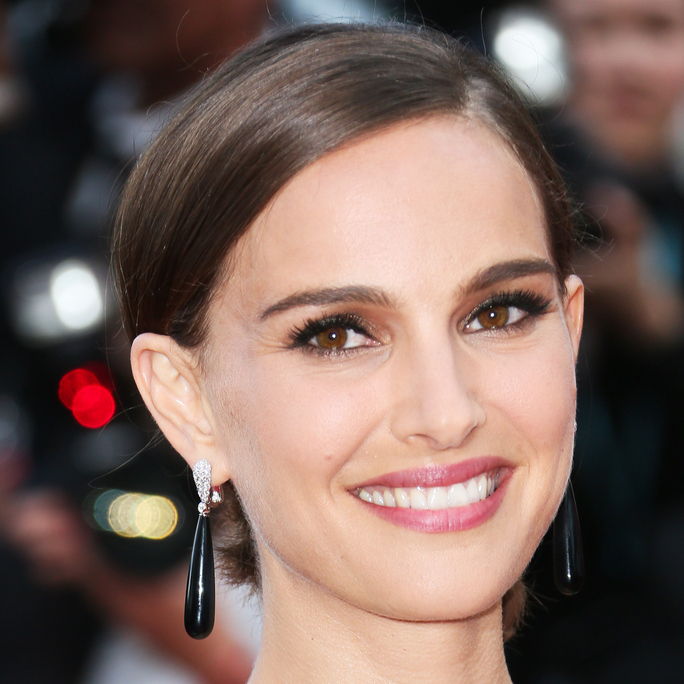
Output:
[352, 468, 504, 511]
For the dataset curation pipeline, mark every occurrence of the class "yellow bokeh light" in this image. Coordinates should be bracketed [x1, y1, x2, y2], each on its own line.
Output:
[108, 492, 144, 538]
[135, 495, 179, 540]
[97, 490, 179, 540]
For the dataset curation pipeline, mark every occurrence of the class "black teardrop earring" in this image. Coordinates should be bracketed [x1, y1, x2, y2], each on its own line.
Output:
[185, 459, 223, 639]
[552, 481, 585, 595]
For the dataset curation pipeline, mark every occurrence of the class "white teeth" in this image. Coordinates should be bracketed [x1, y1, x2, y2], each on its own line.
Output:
[465, 478, 479, 502]
[427, 486, 447, 509]
[359, 489, 373, 503]
[355, 470, 501, 511]
[383, 488, 396, 507]
[395, 488, 410, 508]
[447, 482, 468, 507]
[409, 488, 428, 510]
[477, 474, 487, 500]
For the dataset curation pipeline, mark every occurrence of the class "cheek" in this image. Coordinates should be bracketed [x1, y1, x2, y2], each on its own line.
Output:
[254, 369, 377, 464]
[219, 358, 388, 583]
[223, 355, 383, 507]
[479, 336, 576, 512]
[486, 337, 575, 443]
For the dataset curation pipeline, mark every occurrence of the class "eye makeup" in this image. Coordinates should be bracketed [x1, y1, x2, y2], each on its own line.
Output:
[288, 312, 377, 356]
[463, 289, 553, 334]
[286, 287, 554, 358]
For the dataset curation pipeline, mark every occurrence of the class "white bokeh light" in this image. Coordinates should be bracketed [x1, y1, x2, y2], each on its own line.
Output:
[49, 259, 104, 331]
[493, 8, 567, 105]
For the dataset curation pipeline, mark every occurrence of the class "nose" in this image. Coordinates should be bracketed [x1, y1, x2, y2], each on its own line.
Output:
[389, 337, 486, 451]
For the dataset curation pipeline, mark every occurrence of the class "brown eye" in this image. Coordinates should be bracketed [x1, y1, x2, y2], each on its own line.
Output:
[315, 326, 348, 349]
[476, 305, 509, 329]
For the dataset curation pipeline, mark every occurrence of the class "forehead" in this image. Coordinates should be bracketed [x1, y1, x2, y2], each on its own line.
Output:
[222, 116, 548, 311]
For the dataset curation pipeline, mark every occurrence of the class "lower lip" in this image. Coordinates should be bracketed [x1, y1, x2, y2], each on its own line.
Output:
[354, 470, 512, 533]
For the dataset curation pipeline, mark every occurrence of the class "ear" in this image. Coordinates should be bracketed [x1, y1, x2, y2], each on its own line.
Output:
[562, 275, 584, 361]
[130, 333, 231, 484]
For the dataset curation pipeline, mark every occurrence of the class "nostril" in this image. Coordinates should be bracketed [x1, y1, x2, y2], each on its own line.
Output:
[394, 399, 485, 451]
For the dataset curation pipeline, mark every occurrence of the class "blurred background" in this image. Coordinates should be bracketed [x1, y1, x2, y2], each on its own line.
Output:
[0, 1, 682, 682]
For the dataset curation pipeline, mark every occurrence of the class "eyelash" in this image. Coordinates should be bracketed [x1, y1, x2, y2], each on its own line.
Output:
[289, 313, 375, 356]
[464, 289, 552, 333]
[287, 289, 552, 357]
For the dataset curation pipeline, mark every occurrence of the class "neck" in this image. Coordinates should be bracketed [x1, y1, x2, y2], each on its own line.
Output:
[249, 565, 511, 684]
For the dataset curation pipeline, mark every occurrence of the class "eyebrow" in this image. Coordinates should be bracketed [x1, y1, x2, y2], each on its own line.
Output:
[258, 258, 557, 321]
[462, 258, 558, 295]
[259, 285, 396, 320]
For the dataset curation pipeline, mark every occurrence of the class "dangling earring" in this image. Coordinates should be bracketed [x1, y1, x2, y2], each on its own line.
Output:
[185, 459, 223, 639]
[552, 481, 585, 595]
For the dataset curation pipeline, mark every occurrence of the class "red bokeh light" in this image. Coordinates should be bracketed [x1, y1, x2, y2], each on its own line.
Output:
[58, 365, 116, 428]
[58, 368, 99, 409]
[71, 385, 116, 428]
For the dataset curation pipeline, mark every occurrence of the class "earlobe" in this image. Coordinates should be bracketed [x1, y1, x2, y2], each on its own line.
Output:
[562, 275, 584, 360]
[130, 333, 230, 483]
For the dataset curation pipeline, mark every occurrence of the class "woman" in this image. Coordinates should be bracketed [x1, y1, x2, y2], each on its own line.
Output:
[112, 23, 584, 683]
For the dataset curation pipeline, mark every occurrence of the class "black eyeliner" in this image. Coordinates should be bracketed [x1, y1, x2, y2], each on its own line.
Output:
[287, 288, 552, 355]
[288, 312, 371, 349]
[465, 289, 553, 330]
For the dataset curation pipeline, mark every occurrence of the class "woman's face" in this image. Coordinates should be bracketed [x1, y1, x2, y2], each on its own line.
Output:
[201, 116, 583, 621]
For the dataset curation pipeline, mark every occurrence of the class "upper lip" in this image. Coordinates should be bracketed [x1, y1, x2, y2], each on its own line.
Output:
[351, 456, 513, 489]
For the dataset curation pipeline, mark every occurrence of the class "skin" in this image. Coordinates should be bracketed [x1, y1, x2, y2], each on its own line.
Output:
[552, 0, 684, 166]
[132, 117, 583, 683]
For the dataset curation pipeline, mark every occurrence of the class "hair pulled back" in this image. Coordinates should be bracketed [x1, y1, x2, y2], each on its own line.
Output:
[113, 22, 575, 639]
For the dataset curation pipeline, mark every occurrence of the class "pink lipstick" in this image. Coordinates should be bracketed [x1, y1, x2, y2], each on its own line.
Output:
[350, 457, 512, 533]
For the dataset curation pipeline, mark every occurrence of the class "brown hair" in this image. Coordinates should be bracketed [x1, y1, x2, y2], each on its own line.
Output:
[113, 21, 574, 638]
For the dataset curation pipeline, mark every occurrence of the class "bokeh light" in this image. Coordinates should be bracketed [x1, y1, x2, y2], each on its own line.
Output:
[58, 368, 99, 408]
[91, 489, 179, 540]
[10, 257, 108, 344]
[493, 7, 566, 105]
[49, 259, 103, 331]
[70, 384, 115, 428]
[58, 365, 116, 428]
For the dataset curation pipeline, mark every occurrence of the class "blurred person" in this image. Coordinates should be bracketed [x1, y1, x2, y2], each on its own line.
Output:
[0, 481, 257, 684]
[504, 1, 684, 681]
[549, 0, 684, 343]
[554, 0, 684, 169]
[0, 0, 274, 681]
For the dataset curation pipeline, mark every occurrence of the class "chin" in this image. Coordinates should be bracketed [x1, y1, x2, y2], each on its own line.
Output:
[330, 549, 526, 624]
[372, 582, 515, 624]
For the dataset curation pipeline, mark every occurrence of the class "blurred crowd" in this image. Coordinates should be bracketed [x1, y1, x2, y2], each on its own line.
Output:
[507, 1, 684, 682]
[0, 1, 682, 682]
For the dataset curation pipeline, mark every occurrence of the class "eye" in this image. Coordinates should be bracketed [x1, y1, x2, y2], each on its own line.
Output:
[289, 313, 378, 356]
[467, 304, 527, 331]
[310, 326, 370, 350]
[464, 290, 552, 333]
